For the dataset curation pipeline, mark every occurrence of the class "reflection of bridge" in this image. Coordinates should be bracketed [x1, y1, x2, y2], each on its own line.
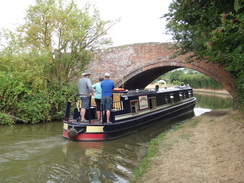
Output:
[88, 42, 235, 97]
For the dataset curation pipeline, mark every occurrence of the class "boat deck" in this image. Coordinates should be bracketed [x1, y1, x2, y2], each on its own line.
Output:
[67, 119, 109, 125]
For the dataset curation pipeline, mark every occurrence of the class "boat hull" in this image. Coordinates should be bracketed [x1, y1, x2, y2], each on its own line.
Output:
[63, 97, 196, 141]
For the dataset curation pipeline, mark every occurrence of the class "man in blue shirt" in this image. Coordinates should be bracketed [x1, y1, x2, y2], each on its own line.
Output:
[101, 73, 114, 123]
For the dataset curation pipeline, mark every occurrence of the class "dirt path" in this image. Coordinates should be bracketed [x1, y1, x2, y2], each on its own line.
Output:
[137, 110, 244, 183]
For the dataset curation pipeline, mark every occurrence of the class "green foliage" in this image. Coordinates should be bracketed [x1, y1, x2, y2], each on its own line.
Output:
[0, 54, 48, 123]
[16, 0, 118, 84]
[171, 122, 182, 131]
[133, 132, 167, 181]
[164, 0, 244, 109]
[0, 0, 116, 124]
[0, 54, 77, 124]
[0, 113, 15, 125]
[160, 69, 222, 89]
[169, 69, 184, 83]
[180, 74, 222, 89]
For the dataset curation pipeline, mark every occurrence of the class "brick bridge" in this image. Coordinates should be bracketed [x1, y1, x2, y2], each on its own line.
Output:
[88, 42, 236, 97]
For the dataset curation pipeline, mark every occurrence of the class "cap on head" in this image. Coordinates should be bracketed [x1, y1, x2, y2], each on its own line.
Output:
[82, 71, 91, 76]
[105, 72, 110, 77]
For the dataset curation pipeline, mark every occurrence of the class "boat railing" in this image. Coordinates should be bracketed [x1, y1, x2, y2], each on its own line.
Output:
[112, 93, 124, 111]
[74, 94, 95, 112]
[73, 94, 95, 124]
[112, 101, 124, 111]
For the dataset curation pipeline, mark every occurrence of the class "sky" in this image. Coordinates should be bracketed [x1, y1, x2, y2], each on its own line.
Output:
[0, 0, 173, 47]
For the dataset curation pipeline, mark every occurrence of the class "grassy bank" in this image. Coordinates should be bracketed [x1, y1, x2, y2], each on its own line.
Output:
[194, 88, 231, 96]
[133, 109, 244, 182]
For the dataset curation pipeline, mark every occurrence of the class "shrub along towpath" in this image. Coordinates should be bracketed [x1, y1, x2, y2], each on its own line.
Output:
[135, 109, 244, 183]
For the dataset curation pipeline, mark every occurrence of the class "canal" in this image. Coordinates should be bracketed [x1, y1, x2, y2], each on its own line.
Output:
[0, 92, 233, 183]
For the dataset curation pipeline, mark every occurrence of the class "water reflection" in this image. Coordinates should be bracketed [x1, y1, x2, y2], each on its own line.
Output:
[60, 111, 195, 183]
[194, 93, 232, 109]
[0, 93, 233, 183]
[61, 135, 143, 182]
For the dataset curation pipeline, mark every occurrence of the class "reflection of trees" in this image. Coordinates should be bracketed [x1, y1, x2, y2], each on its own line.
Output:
[0, 121, 62, 136]
[195, 93, 232, 109]
[62, 140, 139, 182]
[62, 142, 117, 182]
[1, 111, 197, 183]
[61, 115, 198, 183]
[88, 157, 101, 183]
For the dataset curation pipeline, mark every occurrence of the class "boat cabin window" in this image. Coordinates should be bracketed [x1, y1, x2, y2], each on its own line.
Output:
[165, 96, 169, 104]
[170, 94, 174, 104]
[179, 92, 183, 101]
[188, 90, 192, 97]
[148, 97, 156, 109]
[130, 100, 139, 114]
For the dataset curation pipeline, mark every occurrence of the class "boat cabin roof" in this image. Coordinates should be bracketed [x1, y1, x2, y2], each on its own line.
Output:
[114, 86, 192, 97]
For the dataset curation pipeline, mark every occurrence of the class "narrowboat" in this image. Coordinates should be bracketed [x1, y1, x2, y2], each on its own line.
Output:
[63, 86, 196, 141]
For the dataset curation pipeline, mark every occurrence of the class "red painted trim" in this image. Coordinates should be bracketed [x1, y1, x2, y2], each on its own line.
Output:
[63, 130, 104, 141]
[63, 130, 69, 137]
[113, 88, 125, 91]
[74, 133, 104, 141]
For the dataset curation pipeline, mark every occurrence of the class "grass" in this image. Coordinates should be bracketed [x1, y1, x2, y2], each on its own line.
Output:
[133, 115, 205, 182]
[133, 132, 167, 181]
[133, 109, 244, 182]
[132, 120, 190, 182]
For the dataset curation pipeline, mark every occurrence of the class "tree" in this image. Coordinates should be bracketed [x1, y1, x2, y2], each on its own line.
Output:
[163, 0, 244, 109]
[0, 0, 118, 123]
[14, 0, 118, 84]
[169, 69, 184, 83]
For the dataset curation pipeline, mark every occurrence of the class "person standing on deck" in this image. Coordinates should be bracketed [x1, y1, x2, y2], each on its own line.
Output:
[78, 71, 93, 123]
[101, 73, 114, 124]
[92, 77, 104, 122]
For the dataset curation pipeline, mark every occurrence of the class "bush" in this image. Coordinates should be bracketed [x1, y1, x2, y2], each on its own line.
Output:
[0, 54, 77, 124]
[0, 113, 15, 125]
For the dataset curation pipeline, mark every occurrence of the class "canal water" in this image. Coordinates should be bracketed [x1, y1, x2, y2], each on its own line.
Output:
[0, 93, 232, 183]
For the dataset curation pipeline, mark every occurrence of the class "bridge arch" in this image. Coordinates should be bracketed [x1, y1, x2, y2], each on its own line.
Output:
[88, 42, 236, 97]
[117, 65, 181, 89]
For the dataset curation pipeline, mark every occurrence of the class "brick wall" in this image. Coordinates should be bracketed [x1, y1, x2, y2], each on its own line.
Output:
[88, 42, 235, 97]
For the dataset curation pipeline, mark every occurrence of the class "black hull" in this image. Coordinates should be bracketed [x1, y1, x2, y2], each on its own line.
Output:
[63, 97, 196, 141]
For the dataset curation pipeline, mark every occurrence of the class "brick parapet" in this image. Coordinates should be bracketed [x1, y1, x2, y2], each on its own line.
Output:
[88, 42, 235, 97]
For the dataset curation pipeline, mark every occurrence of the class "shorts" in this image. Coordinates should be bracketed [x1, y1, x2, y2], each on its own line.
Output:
[95, 98, 102, 111]
[81, 96, 90, 109]
[101, 96, 112, 111]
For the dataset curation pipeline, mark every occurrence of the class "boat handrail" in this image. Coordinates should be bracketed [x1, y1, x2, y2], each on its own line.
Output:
[112, 101, 124, 111]
[74, 94, 93, 124]
[74, 93, 92, 102]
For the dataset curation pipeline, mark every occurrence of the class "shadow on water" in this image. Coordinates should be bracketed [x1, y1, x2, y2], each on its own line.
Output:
[0, 93, 233, 183]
